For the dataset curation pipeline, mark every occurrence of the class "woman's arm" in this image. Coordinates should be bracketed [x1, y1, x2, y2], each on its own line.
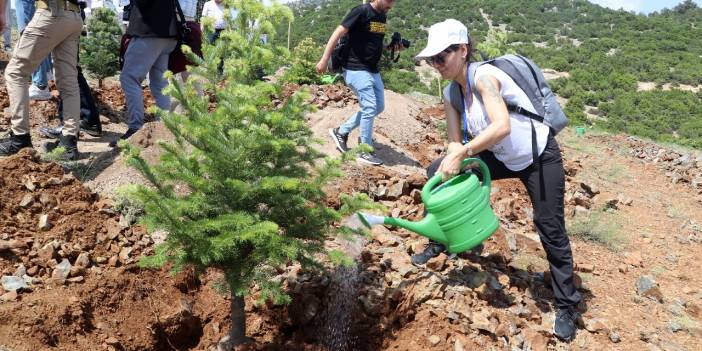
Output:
[444, 98, 464, 154]
[438, 74, 511, 178]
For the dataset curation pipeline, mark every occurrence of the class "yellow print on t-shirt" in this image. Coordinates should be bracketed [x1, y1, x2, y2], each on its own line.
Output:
[369, 21, 386, 34]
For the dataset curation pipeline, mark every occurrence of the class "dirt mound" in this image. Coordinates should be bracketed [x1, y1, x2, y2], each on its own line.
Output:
[85, 121, 173, 197]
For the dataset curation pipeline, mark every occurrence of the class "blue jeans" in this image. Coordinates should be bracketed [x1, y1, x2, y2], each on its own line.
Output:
[120, 37, 177, 131]
[339, 69, 384, 147]
[15, 0, 53, 89]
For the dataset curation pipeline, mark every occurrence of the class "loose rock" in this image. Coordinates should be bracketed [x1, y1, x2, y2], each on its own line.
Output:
[427, 335, 441, 346]
[636, 275, 663, 302]
[1, 275, 28, 292]
[37, 214, 51, 231]
[426, 254, 447, 271]
[19, 194, 34, 208]
[51, 259, 71, 284]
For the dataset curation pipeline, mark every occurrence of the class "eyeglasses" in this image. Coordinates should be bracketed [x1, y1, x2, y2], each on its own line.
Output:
[425, 44, 460, 66]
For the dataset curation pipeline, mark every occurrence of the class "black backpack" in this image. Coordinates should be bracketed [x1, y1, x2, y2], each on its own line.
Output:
[327, 35, 350, 73]
[443, 54, 568, 144]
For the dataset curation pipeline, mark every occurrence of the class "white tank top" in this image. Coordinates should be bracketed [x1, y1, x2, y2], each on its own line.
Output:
[464, 63, 550, 171]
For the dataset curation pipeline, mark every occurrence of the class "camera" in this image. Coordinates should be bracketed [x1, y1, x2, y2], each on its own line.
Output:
[389, 32, 411, 49]
[122, 5, 131, 22]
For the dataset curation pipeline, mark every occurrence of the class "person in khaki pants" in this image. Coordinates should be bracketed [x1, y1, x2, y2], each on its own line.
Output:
[0, 0, 83, 159]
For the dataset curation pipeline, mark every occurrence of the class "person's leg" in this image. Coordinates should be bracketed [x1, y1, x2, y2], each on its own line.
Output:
[347, 70, 378, 147]
[148, 38, 178, 112]
[53, 21, 82, 138]
[77, 66, 101, 127]
[3, 3, 11, 49]
[15, 0, 34, 33]
[360, 72, 384, 146]
[520, 134, 581, 340]
[48, 11, 83, 159]
[32, 54, 53, 89]
[338, 69, 373, 135]
[119, 37, 171, 131]
[5, 10, 58, 137]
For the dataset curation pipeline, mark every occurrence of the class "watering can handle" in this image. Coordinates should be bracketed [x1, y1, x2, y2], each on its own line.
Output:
[421, 158, 491, 204]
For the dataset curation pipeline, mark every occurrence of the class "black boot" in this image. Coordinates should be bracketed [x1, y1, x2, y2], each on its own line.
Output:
[554, 306, 580, 342]
[80, 120, 102, 137]
[109, 128, 139, 148]
[0, 132, 33, 156]
[411, 240, 446, 266]
[45, 134, 79, 160]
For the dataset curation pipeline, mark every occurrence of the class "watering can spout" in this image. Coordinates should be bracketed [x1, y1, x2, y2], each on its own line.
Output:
[357, 213, 447, 244]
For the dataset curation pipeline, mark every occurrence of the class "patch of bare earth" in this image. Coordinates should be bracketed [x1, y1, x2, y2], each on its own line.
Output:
[1, 78, 700, 351]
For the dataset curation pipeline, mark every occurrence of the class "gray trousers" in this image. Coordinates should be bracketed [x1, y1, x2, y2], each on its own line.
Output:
[119, 37, 177, 131]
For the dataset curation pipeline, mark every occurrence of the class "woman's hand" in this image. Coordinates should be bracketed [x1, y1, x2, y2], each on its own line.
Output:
[438, 146, 467, 181]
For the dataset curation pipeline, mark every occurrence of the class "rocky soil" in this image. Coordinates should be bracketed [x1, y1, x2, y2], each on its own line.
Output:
[0, 73, 700, 351]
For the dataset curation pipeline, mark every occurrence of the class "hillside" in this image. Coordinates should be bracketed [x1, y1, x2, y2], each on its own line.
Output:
[1, 82, 701, 350]
[282, 0, 702, 149]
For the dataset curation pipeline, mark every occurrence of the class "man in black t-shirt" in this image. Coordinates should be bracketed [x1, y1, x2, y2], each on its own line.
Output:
[316, 0, 398, 166]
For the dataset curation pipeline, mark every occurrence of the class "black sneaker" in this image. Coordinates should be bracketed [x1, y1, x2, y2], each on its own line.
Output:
[44, 134, 79, 160]
[554, 306, 580, 342]
[39, 125, 63, 139]
[329, 127, 349, 153]
[357, 152, 383, 166]
[0, 132, 32, 156]
[411, 240, 446, 266]
[80, 120, 103, 137]
[109, 128, 139, 148]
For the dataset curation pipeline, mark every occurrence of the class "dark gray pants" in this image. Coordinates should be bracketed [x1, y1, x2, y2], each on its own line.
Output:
[427, 134, 581, 308]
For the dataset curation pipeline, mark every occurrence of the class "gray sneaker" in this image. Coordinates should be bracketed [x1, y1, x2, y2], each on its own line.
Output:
[357, 152, 383, 166]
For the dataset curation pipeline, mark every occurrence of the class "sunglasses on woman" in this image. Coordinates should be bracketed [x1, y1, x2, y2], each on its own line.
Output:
[425, 44, 461, 66]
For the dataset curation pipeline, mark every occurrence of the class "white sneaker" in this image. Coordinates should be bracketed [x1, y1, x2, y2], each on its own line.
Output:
[28, 85, 52, 101]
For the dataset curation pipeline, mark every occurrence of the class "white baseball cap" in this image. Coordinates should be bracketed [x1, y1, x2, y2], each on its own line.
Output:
[416, 19, 470, 59]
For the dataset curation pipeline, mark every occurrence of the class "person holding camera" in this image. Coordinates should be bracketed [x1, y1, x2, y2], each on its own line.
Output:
[316, 0, 399, 166]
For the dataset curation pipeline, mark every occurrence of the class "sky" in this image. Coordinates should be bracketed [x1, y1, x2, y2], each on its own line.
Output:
[588, 0, 702, 14]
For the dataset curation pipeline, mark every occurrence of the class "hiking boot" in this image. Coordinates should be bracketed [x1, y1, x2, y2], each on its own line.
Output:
[29, 85, 52, 100]
[411, 240, 446, 266]
[554, 306, 580, 342]
[44, 134, 79, 160]
[357, 152, 383, 166]
[109, 128, 138, 148]
[80, 120, 103, 137]
[329, 127, 349, 153]
[0, 132, 33, 156]
[39, 125, 63, 139]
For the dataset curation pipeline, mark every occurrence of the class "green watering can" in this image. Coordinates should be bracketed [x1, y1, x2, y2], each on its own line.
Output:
[320, 74, 340, 84]
[358, 158, 499, 253]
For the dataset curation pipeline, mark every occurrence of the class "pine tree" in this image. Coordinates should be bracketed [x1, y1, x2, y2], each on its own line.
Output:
[124, 0, 375, 347]
[281, 37, 322, 84]
[80, 8, 121, 88]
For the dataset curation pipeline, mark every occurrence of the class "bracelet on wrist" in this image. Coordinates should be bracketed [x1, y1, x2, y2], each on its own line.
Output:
[465, 144, 473, 157]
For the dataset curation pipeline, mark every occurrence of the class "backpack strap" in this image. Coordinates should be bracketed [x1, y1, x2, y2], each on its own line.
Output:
[468, 57, 546, 200]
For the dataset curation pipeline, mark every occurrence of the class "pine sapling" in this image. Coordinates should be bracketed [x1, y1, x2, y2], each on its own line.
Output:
[123, 0, 377, 347]
[80, 7, 121, 88]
